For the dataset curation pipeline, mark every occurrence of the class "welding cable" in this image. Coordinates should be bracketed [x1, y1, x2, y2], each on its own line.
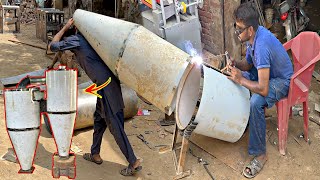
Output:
[189, 148, 215, 180]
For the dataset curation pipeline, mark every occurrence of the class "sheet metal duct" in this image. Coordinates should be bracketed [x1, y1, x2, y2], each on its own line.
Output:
[175, 65, 250, 143]
[73, 9, 193, 115]
[75, 83, 139, 130]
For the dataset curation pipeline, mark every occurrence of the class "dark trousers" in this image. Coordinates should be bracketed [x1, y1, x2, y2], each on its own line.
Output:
[91, 98, 137, 165]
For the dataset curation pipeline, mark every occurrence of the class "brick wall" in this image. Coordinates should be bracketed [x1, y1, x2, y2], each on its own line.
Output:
[199, 0, 241, 60]
[199, 0, 224, 55]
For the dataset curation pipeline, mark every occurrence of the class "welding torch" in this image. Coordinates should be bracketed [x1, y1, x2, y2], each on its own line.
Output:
[219, 51, 235, 75]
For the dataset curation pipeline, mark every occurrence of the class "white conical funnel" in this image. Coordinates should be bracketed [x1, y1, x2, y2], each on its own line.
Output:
[4, 89, 41, 173]
[48, 113, 76, 157]
[73, 9, 194, 115]
[46, 68, 77, 157]
[8, 130, 39, 171]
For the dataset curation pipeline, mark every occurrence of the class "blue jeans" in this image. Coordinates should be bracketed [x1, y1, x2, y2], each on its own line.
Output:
[243, 68, 290, 156]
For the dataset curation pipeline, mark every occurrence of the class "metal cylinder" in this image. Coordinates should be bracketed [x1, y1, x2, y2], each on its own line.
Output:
[176, 65, 250, 143]
[75, 83, 139, 130]
[46, 68, 77, 157]
[4, 88, 40, 172]
[73, 9, 193, 115]
[46, 68, 77, 112]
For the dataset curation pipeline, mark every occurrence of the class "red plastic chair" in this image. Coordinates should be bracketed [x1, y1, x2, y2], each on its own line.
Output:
[276, 32, 320, 155]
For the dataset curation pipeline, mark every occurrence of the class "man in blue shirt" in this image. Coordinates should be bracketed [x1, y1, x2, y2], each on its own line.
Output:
[227, 2, 293, 178]
[49, 18, 142, 176]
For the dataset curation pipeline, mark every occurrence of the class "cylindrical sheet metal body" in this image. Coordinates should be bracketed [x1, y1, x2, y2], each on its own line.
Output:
[175, 65, 250, 143]
[75, 83, 138, 130]
[193, 66, 250, 142]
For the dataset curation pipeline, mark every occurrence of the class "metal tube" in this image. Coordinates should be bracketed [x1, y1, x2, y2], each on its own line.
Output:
[173, 0, 181, 23]
[75, 83, 139, 130]
[194, 65, 250, 142]
[185, 1, 198, 8]
[152, 0, 156, 10]
[30, 78, 46, 84]
[159, 0, 166, 26]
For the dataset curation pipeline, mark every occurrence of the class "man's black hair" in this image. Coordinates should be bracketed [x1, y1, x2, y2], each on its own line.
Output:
[62, 25, 77, 39]
[234, 2, 259, 31]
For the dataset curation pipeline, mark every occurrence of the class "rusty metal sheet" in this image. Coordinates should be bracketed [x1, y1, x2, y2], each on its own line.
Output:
[117, 26, 192, 115]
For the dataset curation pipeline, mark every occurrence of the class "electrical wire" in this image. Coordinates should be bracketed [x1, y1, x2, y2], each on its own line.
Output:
[189, 148, 215, 180]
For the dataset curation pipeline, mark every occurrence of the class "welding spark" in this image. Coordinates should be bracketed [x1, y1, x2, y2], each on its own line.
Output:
[191, 56, 203, 65]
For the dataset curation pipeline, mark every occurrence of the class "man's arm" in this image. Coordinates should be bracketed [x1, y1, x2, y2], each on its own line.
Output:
[233, 59, 253, 71]
[228, 66, 270, 97]
[48, 18, 74, 50]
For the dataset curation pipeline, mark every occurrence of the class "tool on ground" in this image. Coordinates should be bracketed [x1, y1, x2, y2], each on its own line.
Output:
[137, 134, 155, 150]
[189, 148, 215, 180]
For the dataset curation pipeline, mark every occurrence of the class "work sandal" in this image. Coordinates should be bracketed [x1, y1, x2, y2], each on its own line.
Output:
[120, 164, 142, 176]
[242, 158, 265, 179]
[83, 153, 103, 165]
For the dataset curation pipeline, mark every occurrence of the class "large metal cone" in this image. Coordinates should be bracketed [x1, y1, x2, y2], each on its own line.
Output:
[48, 113, 76, 157]
[73, 9, 193, 115]
[8, 130, 40, 171]
[73, 10, 138, 76]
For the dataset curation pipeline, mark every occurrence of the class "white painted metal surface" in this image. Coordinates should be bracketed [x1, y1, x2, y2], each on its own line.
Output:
[48, 113, 76, 157]
[8, 130, 39, 171]
[46, 68, 77, 157]
[193, 65, 250, 142]
[73, 9, 193, 115]
[46, 69, 77, 112]
[5, 89, 40, 129]
[73, 9, 138, 76]
[175, 64, 201, 129]
[4, 88, 40, 171]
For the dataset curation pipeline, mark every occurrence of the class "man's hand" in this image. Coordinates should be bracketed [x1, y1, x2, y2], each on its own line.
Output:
[227, 66, 243, 85]
[64, 18, 74, 30]
[226, 55, 236, 67]
[49, 18, 74, 51]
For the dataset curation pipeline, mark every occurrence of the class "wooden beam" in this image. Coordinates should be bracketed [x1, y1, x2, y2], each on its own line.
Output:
[8, 39, 47, 50]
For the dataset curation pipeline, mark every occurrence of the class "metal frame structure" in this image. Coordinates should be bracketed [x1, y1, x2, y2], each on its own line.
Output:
[140, 0, 203, 54]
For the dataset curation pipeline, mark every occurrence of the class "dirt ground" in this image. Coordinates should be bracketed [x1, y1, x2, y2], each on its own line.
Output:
[1, 14, 320, 180]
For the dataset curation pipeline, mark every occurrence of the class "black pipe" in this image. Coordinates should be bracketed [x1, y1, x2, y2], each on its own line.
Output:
[17, 76, 46, 89]
[17, 76, 31, 89]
